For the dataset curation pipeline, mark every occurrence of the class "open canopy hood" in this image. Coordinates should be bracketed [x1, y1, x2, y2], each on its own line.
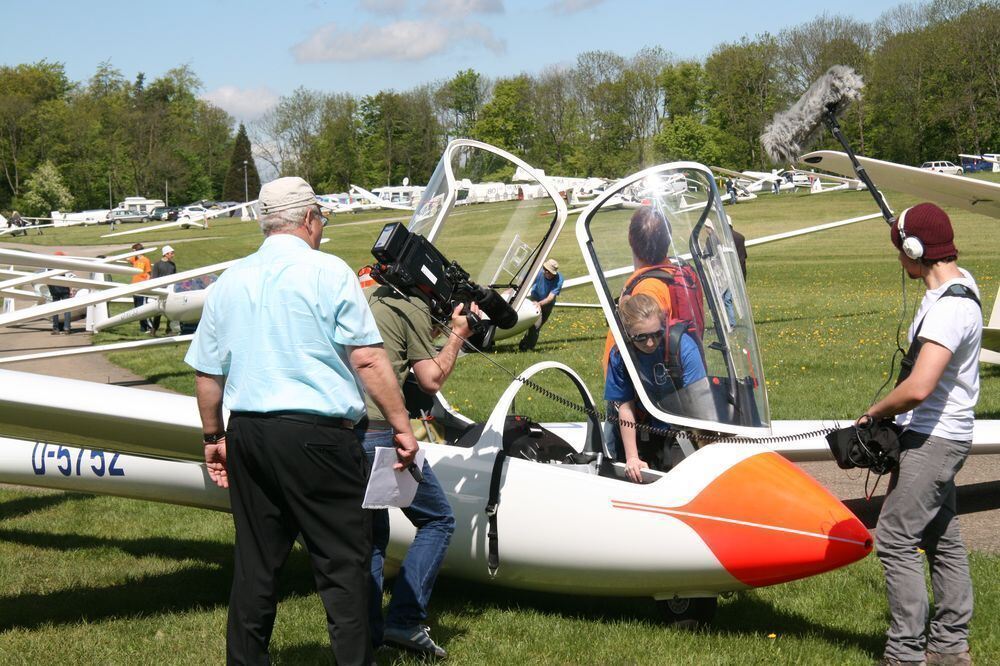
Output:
[406, 140, 568, 311]
[576, 163, 770, 437]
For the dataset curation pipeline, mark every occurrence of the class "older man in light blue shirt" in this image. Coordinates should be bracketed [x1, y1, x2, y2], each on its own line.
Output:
[186, 176, 417, 666]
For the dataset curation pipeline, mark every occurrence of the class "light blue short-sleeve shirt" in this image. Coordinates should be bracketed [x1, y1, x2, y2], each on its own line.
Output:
[184, 234, 382, 421]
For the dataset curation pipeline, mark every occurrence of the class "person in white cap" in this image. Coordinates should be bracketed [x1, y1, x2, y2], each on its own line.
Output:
[518, 257, 562, 351]
[149, 245, 177, 335]
[185, 176, 418, 665]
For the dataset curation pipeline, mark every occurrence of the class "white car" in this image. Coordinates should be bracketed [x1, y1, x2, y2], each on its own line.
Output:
[919, 160, 964, 175]
[178, 205, 208, 220]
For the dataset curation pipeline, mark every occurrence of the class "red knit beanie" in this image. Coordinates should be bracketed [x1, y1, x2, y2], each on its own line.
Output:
[890, 202, 957, 260]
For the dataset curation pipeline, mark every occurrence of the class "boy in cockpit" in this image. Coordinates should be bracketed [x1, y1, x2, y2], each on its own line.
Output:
[604, 294, 706, 482]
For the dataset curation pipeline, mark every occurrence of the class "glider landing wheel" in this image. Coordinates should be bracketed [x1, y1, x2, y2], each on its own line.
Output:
[656, 596, 717, 630]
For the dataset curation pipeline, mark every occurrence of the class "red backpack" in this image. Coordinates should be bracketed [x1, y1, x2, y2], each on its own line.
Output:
[620, 262, 706, 382]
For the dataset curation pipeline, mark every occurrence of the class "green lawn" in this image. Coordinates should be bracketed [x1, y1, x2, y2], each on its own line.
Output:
[2, 181, 999, 663]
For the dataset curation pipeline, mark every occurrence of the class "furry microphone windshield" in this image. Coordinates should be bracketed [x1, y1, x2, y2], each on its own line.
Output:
[760, 65, 864, 164]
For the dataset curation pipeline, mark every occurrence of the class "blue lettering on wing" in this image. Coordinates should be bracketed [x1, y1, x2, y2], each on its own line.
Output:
[28, 443, 126, 477]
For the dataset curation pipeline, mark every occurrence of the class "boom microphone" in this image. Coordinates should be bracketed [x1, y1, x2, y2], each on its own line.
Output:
[760, 65, 864, 164]
[760, 65, 893, 225]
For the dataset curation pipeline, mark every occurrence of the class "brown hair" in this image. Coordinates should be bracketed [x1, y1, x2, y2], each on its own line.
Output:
[628, 206, 672, 265]
[619, 293, 662, 333]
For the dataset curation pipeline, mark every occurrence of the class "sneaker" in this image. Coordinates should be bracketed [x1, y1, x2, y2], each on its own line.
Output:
[926, 652, 972, 666]
[51, 330, 60, 335]
[383, 624, 447, 659]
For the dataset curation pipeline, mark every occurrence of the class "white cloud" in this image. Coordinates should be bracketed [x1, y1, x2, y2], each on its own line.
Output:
[422, 0, 503, 16]
[359, 0, 408, 13]
[201, 85, 279, 123]
[292, 19, 505, 62]
[548, 0, 603, 14]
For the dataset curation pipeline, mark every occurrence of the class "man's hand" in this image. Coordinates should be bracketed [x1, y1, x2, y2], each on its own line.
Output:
[449, 302, 473, 340]
[204, 438, 229, 489]
[393, 432, 419, 470]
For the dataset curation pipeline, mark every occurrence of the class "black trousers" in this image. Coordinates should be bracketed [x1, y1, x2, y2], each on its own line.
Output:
[226, 414, 373, 666]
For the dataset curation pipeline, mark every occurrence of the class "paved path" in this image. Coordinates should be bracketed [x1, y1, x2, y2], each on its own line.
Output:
[800, 456, 1000, 554]
[0, 320, 174, 392]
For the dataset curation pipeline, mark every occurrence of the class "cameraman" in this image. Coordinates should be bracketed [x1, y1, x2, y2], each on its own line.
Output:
[362, 284, 476, 658]
[859, 203, 981, 666]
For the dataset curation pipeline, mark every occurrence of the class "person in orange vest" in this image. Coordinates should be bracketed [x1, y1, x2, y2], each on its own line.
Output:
[127, 243, 152, 333]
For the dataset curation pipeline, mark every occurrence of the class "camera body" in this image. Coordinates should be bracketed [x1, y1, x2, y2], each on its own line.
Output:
[368, 223, 519, 343]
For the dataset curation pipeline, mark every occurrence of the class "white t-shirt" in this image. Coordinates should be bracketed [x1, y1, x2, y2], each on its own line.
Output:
[896, 269, 982, 440]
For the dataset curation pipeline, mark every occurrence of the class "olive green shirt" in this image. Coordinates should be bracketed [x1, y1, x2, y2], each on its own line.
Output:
[364, 285, 438, 421]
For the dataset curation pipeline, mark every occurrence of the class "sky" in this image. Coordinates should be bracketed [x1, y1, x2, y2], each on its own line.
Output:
[3, 0, 908, 125]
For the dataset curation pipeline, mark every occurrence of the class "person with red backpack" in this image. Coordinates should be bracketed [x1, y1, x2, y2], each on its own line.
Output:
[601, 205, 705, 373]
[605, 293, 707, 482]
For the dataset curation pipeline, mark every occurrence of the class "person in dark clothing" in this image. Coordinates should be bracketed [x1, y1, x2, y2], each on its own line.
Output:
[48, 251, 73, 334]
[150, 245, 177, 335]
[727, 215, 747, 280]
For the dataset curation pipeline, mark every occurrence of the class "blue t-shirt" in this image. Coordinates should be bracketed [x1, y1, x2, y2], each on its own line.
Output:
[529, 270, 563, 302]
[185, 234, 382, 421]
[604, 332, 707, 422]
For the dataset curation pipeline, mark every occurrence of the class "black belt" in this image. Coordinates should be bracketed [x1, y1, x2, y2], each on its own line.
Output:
[362, 418, 393, 431]
[232, 411, 355, 429]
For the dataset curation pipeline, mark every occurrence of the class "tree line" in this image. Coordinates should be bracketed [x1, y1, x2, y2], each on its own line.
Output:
[2, 0, 997, 215]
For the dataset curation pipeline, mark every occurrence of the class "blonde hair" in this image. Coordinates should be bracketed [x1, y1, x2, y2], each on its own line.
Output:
[618, 293, 662, 332]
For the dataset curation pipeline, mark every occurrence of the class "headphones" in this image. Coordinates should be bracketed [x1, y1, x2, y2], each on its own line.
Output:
[896, 207, 924, 260]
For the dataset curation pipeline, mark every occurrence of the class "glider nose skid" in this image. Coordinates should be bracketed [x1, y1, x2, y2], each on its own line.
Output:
[612, 445, 872, 590]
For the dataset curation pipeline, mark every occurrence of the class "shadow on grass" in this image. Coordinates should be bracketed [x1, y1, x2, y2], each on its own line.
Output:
[844, 480, 1000, 529]
[111, 371, 189, 387]
[0, 491, 92, 520]
[272, 642, 335, 665]
[0, 529, 324, 631]
[424, 577, 882, 656]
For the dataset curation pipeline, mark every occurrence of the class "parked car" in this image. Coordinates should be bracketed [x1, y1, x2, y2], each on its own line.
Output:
[919, 160, 964, 175]
[178, 205, 209, 221]
[105, 209, 148, 224]
[149, 206, 171, 221]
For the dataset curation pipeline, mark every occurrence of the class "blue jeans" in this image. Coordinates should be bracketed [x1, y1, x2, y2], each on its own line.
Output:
[360, 429, 455, 644]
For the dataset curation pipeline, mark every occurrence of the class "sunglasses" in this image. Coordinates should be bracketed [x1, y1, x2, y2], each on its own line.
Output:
[628, 327, 665, 345]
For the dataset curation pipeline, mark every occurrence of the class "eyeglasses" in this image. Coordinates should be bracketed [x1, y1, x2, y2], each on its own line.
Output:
[311, 207, 328, 228]
[628, 327, 665, 345]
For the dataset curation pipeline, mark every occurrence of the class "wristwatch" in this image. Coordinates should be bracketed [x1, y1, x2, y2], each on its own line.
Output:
[203, 432, 226, 443]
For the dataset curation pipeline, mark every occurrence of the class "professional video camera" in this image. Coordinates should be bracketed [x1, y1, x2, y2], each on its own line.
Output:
[367, 223, 519, 346]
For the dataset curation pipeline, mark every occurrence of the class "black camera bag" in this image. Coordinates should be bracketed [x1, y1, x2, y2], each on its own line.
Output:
[826, 419, 902, 475]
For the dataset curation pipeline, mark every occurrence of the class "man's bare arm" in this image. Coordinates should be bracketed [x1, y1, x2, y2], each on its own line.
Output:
[350, 344, 418, 468]
[194, 371, 228, 488]
[411, 303, 474, 393]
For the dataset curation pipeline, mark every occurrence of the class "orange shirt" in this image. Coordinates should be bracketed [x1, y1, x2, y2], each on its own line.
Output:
[601, 266, 674, 374]
[129, 255, 151, 283]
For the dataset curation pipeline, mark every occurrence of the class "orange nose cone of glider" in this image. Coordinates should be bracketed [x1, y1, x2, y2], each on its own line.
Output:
[676, 451, 872, 587]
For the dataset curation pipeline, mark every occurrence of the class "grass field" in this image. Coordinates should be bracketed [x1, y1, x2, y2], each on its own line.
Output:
[2, 176, 999, 664]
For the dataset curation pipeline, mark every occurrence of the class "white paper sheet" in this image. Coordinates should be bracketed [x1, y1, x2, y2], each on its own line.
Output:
[362, 447, 425, 509]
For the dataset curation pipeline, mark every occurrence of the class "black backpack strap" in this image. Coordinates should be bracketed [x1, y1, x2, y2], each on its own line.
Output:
[897, 283, 981, 385]
[666, 321, 688, 381]
[621, 268, 675, 298]
[485, 448, 507, 577]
